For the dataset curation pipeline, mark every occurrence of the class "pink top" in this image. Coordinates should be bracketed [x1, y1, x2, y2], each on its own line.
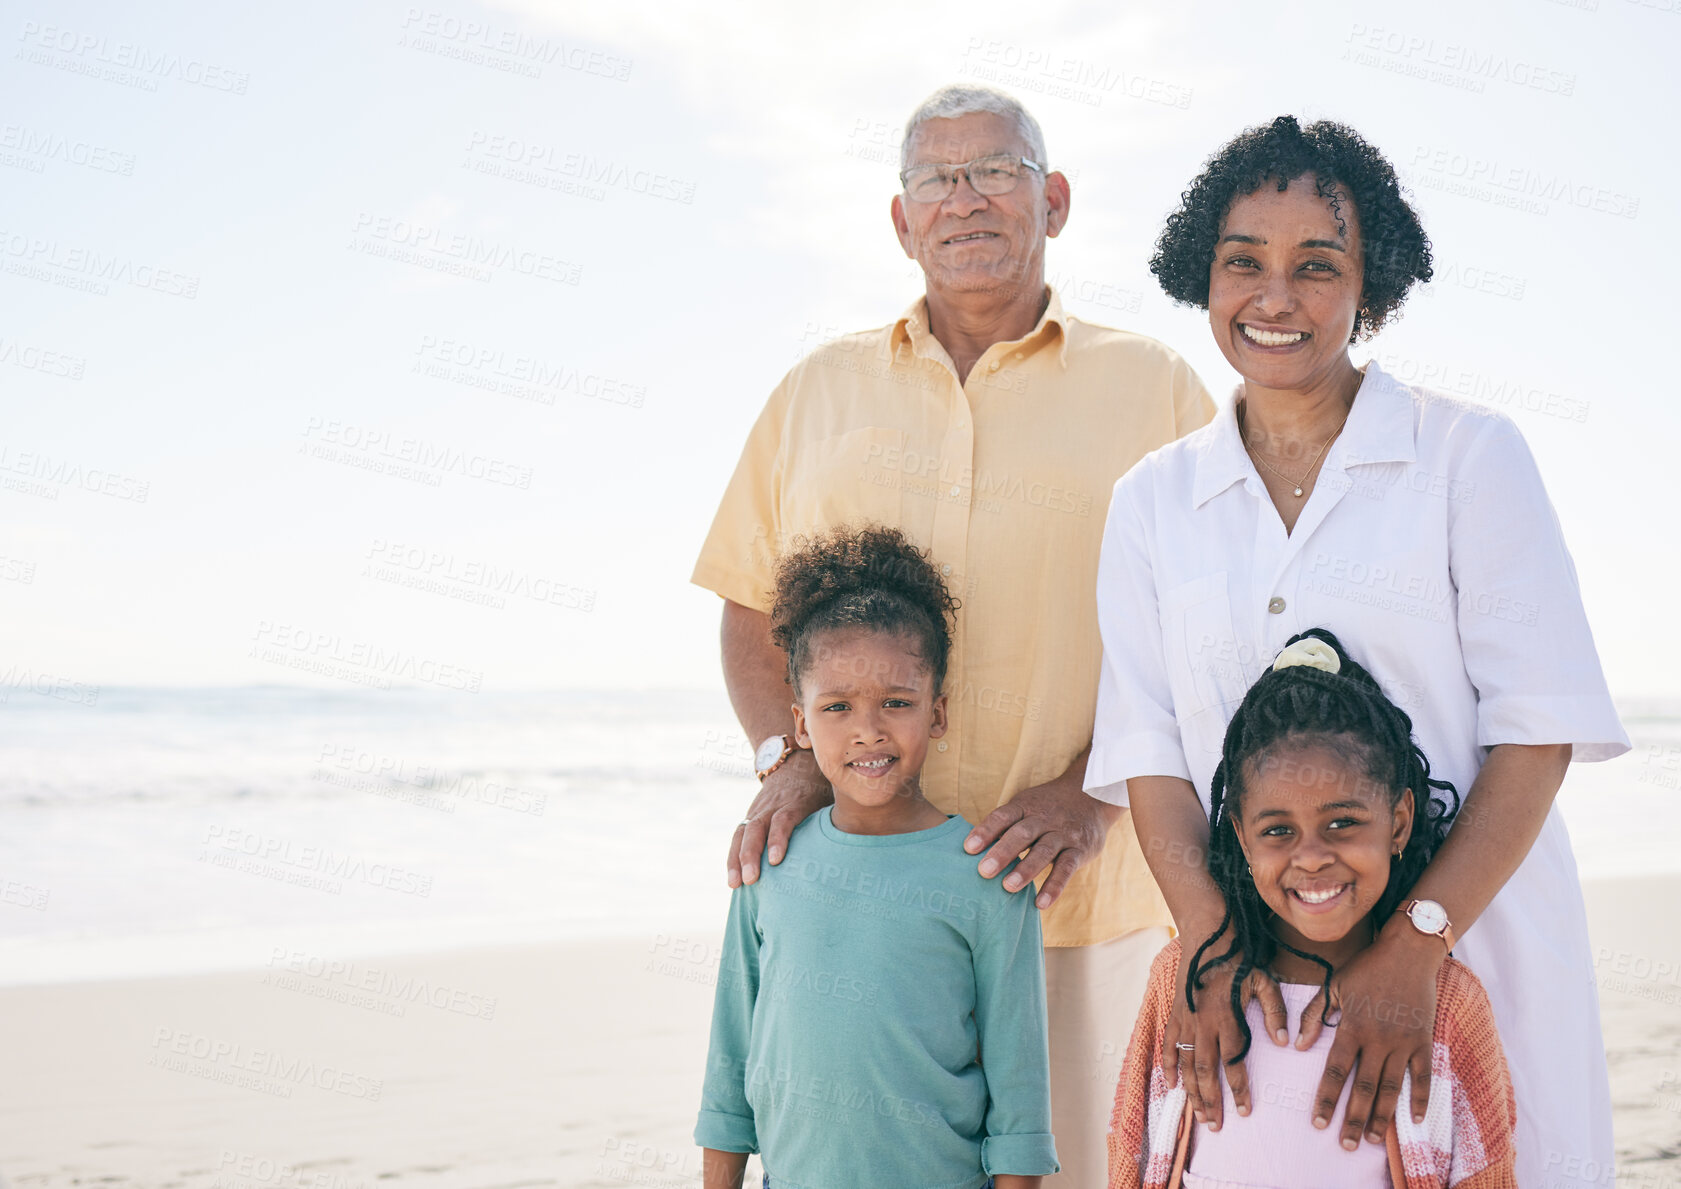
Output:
[1182, 981, 1392, 1189]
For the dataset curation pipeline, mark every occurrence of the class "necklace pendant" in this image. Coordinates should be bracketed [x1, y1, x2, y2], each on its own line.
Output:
[1293, 486, 1304, 497]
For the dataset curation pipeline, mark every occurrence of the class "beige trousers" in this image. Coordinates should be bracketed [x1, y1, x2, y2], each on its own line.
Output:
[1042, 926, 1173, 1186]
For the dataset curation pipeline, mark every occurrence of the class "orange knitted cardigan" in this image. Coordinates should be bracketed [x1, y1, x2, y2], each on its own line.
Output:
[1108, 940, 1518, 1189]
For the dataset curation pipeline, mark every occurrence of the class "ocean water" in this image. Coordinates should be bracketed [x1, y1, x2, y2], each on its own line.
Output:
[1, 687, 1677, 986]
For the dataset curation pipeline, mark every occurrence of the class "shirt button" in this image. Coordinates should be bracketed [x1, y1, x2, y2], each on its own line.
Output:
[949, 485, 961, 496]
[941, 564, 952, 576]
[1268, 597, 1287, 614]
[988, 360, 1000, 372]
[936, 741, 949, 752]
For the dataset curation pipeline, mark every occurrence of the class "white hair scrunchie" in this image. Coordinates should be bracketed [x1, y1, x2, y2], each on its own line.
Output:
[1271, 638, 1342, 676]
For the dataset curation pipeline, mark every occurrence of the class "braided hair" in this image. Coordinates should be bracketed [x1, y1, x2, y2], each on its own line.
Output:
[769, 525, 958, 699]
[1187, 628, 1460, 1063]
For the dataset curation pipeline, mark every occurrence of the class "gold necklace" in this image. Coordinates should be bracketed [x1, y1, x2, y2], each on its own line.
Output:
[1239, 403, 1350, 498]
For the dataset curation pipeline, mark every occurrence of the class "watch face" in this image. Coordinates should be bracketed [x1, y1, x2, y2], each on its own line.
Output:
[1409, 899, 1449, 934]
[754, 736, 787, 770]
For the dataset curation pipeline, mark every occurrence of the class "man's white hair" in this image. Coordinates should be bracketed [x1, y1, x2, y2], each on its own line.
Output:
[899, 84, 1048, 174]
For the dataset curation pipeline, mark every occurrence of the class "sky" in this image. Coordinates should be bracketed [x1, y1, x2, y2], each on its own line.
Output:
[3, 0, 1678, 698]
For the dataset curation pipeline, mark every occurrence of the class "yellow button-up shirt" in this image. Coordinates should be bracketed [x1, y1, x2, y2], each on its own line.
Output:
[692, 288, 1214, 946]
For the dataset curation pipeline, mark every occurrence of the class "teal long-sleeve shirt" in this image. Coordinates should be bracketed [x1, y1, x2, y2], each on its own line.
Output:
[694, 807, 1059, 1189]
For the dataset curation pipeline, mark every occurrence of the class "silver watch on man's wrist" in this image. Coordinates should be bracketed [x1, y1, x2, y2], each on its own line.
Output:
[754, 734, 796, 782]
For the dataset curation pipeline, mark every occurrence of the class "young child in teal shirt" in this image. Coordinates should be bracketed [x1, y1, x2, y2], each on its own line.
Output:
[695, 525, 1059, 1189]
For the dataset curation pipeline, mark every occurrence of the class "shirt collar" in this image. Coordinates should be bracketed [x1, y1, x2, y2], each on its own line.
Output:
[1333, 360, 1417, 469]
[890, 284, 1070, 369]
[1191, 359, 1418, 509]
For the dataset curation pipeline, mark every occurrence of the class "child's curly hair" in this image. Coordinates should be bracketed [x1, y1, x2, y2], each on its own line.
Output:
[769, 525, 958, 699]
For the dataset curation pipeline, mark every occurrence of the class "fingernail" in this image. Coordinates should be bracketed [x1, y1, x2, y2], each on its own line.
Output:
[1341, 1138, 1358, 1152]
[978, 860, 998, 876]
[743, 866, 758, 883]
[1275, 1029, 1288, 1045]
[1312, 1117, 1327, 1130]
[1207, 1121, 1220, 1132]
[964, 836, 982, 853]
[768, 847, 782, 864]
[1036, 894, 1051, 909]
[1236, 1105, 1249, 1117]
[1413, 1112, 1425, 1124]
[1004, 876, 1021, 891]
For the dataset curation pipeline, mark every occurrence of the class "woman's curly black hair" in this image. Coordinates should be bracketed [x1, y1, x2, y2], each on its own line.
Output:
[768, 525, 959, 699]
[1151, 115, 1433, 342]
[1187, 628, 1460, 1063]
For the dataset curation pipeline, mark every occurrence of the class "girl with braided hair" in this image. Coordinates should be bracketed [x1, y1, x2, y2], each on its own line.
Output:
[1109, 630, 1517, 1189]
[696, 525, 1059, 1189]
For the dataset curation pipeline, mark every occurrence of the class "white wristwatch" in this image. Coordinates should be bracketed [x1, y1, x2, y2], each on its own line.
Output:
[754, 734, 796, 782]
[1397, 898, 1455, 952]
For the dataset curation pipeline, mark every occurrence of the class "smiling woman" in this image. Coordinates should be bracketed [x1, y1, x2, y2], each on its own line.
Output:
[1087, 113, 1628, 1189]
[1146, 117, 1437, 530]
[1151, 114, 1432, 344]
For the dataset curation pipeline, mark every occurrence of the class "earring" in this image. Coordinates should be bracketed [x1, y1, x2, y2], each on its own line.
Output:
[1246, 864, 1252, 875]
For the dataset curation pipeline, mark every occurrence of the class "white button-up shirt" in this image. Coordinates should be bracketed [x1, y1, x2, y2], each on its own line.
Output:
[1084, 359, 1629, 1189]
[1088, 359, 1627, 809]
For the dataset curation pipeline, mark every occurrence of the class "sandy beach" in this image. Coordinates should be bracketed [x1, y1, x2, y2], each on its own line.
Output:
[2, 878, 1676, 1189]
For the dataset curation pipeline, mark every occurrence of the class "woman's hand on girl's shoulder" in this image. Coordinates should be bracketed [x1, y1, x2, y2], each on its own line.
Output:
[1295, 919, 1443, 1151]
[1160, 929, 1290, 1130]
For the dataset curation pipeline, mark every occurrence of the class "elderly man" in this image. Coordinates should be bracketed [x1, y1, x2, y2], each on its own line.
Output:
[691, 84, 1214, 1183]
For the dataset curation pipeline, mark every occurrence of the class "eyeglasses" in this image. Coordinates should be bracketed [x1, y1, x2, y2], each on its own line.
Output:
[899, 154, 1045, 204]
